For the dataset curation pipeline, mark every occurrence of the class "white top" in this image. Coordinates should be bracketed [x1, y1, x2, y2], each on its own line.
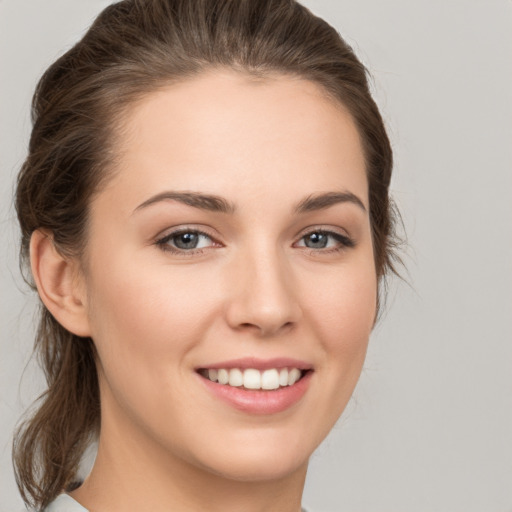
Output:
[43, 494, 88, 511]
[44, 494, 309, 511]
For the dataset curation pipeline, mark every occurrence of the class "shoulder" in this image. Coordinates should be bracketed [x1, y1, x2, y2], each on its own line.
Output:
[42, 494, 89, 512]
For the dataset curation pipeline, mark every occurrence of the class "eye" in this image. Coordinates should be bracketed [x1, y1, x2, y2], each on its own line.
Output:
[156, 229, 216, 253]
[295, 230, 355, 251]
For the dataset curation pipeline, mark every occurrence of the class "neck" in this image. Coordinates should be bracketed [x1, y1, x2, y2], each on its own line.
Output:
[71, 411, 307, 512]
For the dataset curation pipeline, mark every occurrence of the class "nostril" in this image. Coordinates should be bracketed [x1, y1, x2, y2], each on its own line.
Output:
[238, 322, 261, 332]
[236, 320, 296, 337]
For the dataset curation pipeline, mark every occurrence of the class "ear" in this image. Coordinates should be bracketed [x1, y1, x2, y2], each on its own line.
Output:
[30, 230, 91, 337]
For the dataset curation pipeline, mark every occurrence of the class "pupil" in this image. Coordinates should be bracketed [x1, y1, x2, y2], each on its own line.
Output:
[306, 232, 327, 248]
[175, 232, 198, 249]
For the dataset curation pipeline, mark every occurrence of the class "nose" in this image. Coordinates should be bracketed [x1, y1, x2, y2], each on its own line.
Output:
[225, 246, 303, 337]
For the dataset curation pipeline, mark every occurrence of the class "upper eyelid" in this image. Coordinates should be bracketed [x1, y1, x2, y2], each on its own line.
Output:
[156, 225, 219, 241]
[159, 229, 213, 241]
[157, 225, 349, 238]
[294, 225, 351, 239]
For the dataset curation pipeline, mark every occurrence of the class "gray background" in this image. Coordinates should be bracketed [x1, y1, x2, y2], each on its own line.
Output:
[1, 1, 511, 511]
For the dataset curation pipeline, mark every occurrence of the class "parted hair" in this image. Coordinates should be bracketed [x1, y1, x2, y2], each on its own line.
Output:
[14, 0, 398, 509]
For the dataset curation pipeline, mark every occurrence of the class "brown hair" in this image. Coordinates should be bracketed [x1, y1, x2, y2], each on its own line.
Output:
[14, 0, 399, 508]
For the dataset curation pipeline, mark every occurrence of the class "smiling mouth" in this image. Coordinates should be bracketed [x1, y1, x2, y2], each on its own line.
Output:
[197, 367, 308, 391]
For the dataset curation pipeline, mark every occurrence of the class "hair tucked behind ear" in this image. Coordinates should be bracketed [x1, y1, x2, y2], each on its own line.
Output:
[14, 0, 398, 508]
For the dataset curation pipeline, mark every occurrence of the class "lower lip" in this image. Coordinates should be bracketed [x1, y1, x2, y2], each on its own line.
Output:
[199, 371, 312, 415]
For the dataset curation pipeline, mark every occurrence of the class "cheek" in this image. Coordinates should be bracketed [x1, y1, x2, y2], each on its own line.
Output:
[305, 259, 377, 401]
[84, 254, 219, 397]
[88, 249, 213, 334]
[308, 260, 377, 350]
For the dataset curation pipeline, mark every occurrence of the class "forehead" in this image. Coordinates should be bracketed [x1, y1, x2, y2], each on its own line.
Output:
[100, 70, 368, 213]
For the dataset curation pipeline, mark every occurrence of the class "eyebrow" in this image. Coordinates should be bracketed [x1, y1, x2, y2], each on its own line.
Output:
[294, 191, 367, 213]
[134, 191, 236, 214]
[133, 190, 366, 215]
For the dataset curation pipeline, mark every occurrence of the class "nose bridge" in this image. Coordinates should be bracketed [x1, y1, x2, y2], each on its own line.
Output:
[226, 238, 301, 335]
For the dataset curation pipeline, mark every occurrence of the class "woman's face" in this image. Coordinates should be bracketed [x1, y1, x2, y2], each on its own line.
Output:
[80, 70, 377, 482]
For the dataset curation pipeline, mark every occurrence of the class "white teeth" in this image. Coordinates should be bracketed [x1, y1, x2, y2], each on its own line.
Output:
[279, 368, 289, 386]
[288, 368, 301, 386]
[261, 369, 279, 390]
[218, 369, 229, 385]
[204, 367, 304, 390]
[228, 368, 243, 387]
[243, 369, 261, 389]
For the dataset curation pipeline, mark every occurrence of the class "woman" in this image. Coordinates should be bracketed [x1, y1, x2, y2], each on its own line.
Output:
[13, 0, 399, 510]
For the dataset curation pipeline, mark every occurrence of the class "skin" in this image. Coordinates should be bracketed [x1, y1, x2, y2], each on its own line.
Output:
[33, 70, 377, 512]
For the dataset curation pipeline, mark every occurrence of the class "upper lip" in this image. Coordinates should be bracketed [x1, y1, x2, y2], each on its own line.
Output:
[195, 357, 313, 371]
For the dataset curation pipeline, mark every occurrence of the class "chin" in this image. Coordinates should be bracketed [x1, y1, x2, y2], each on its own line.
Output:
[186, 426, 314, 483]
[204, 451, 308, 483]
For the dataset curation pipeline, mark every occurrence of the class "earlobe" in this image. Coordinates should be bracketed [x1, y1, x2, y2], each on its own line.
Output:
[30, 230, 91, 337]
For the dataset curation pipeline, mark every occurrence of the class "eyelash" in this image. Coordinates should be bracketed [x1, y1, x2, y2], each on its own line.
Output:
[295, 229, 355, 254]
[155, 228, 217, 256]
[155, 227, 355, 256]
